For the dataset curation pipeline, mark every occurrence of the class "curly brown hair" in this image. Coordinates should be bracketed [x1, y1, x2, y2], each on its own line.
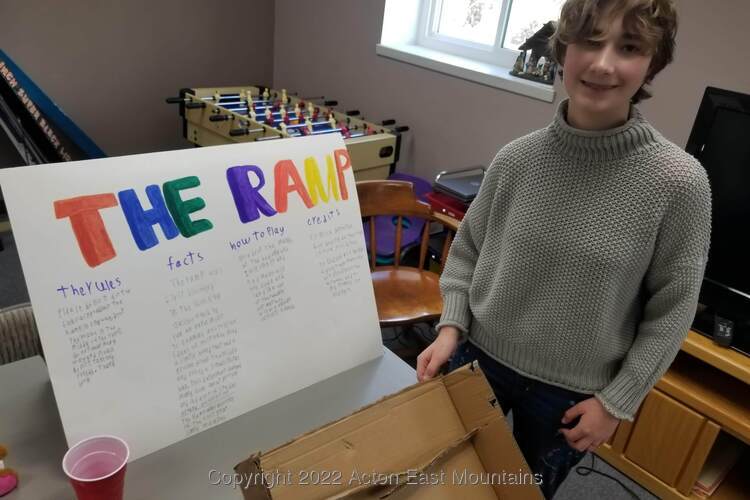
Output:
[549, 0, 678, 103]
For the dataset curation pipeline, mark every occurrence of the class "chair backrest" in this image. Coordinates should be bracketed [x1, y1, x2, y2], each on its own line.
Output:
[357, 180, 449, 270]
[0, 302, 43, 365]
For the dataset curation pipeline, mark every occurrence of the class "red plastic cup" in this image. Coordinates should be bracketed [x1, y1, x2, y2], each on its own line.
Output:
[62, 435, 129, 500]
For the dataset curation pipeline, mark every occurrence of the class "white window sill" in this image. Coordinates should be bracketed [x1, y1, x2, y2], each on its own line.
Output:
[376, 43, 555, 103]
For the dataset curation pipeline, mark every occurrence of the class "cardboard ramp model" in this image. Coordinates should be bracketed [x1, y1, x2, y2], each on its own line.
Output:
[236, 363, 544, 499]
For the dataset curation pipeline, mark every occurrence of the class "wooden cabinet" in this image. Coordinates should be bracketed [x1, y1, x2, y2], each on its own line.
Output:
[625, 390, 715, 488]
[596, 331, 750, 500]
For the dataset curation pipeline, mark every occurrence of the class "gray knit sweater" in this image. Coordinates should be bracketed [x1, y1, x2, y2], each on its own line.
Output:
[437, 99, 711, 421]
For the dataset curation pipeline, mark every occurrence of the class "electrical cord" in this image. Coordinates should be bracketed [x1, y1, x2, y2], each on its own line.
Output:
[381, 326, 421, 352]
[575, 453, 642, 499]
[382, 324, 436, 345]
[381, 327, 399, 343]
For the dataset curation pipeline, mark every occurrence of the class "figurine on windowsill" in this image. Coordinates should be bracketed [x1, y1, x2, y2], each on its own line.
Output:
[0, 445, 18, 497]
[541, 57, 552, 81]
[535, 56, 547, 76]
[509, 20, 558, 86]
[525, 54, 538, 75]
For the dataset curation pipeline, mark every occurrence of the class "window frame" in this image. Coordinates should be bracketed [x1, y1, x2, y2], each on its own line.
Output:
[416, 0, 519, 68]
[376, 0, 556, 103]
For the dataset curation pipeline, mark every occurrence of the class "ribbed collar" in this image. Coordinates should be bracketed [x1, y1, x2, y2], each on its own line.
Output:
[548, 99, 663, 163]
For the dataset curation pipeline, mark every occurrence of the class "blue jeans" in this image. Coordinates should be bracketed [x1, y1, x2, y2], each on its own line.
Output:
[449, 341, 590, 499]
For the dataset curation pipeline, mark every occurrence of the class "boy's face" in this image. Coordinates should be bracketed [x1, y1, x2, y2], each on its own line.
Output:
[562, 11, 654, 129]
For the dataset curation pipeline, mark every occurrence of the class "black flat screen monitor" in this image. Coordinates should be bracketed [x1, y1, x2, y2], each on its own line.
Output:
[685, 86, 750, 356]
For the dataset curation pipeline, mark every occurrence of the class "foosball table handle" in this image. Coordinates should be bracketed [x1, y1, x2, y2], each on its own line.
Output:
[165, 97, 183, 104]
[229, 128, 248, 137]
[394, 126, 410, 133]
[381, 119, 396, 126]
[345, 110, 360, 116]
[324, 100, 338, 106]
[209, 115, 231, 122]
[185, 102, 206, 109]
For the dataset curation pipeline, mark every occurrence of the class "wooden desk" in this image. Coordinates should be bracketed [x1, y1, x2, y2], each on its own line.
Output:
[596, 330, 750, 500]
[0, 350, 416, 500]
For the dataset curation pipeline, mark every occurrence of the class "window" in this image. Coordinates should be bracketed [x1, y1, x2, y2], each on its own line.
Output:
[502, 0, 566, 49]
[429, 0, 505, 47]
[378, 0, 565, 102]
[418, 0, 565, 67]
[417, 0, 515, 67]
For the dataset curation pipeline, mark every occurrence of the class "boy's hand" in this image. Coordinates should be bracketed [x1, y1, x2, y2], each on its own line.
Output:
[416, 327, 460, 382]
[559, 397, 620, 452]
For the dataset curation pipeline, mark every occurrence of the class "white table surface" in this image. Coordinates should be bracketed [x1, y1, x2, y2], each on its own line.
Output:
[0, 348, 415, 499]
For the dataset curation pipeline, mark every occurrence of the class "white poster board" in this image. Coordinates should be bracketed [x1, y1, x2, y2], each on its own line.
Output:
[0, 134, 383, 460]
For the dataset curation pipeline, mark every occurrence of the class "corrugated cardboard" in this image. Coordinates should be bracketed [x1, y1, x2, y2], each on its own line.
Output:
[235, 362, 543, 499]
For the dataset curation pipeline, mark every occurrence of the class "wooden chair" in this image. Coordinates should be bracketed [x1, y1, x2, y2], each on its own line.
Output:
[0, 302, 43, 365]
[356, 180, 454, 328]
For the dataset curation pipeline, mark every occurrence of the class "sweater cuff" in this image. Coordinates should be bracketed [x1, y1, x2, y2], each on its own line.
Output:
[595, 369, 647, 421]
[436, 293, 471, 341]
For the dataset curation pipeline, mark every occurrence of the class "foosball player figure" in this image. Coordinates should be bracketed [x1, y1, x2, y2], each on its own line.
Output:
[339, 123, 351, 139]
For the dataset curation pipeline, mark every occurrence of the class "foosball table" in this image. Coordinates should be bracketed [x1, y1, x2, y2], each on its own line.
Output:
[167, 86, 408, 180]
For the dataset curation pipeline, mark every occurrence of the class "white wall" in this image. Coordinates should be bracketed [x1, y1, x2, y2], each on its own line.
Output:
[0, 0, 275, 161]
